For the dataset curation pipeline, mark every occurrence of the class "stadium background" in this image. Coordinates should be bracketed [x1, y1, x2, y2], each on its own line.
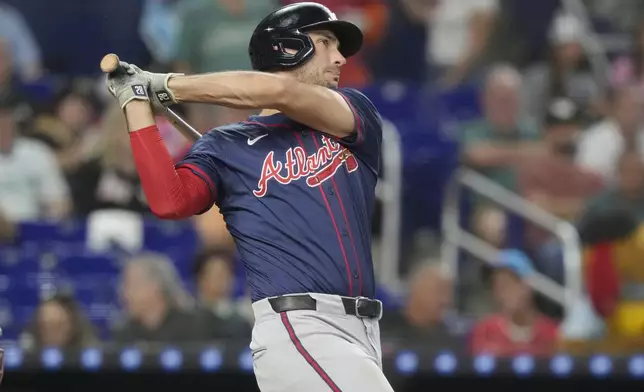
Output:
[2, 0, 644, 390]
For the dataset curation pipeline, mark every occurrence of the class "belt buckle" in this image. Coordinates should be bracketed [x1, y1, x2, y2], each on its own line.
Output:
[355, 296, 382, 319]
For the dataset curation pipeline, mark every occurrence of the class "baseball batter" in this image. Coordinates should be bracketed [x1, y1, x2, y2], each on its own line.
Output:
[105, 2, 393, 391]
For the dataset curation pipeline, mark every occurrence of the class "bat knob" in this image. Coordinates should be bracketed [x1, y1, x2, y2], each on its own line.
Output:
[100, 54, 120, 73]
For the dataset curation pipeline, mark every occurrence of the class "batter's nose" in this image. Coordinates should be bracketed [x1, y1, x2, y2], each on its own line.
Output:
[333, 50, 347, 67]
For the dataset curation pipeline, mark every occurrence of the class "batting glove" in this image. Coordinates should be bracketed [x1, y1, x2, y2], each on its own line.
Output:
[105, 61, 151, 109]
[118, 63, 183, 110]
[147, 71, 183, 108]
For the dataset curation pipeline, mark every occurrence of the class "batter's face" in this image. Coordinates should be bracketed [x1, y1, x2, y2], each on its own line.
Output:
[293, 30, 346, 88]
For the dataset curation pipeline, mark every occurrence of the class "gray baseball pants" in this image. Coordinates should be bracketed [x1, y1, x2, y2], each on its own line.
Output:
[250, 293, 395, 392]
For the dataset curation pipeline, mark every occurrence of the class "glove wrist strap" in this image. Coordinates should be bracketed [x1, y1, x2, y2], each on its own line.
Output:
[154, 73, 183, 105]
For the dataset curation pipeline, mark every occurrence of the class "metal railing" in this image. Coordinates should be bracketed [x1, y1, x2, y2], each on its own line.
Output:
[375, 119, 404, 293]
[440, 168, 583, 315]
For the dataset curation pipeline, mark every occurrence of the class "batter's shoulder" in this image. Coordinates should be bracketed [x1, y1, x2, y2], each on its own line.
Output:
[335, 87, 382, 128]
[337, 87, 377, 109]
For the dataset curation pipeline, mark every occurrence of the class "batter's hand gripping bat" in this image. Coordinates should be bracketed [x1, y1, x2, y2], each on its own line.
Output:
[100, 53, 202, 142]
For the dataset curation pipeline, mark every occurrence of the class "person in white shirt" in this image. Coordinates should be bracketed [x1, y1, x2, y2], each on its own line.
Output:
[576, 85, 644, 185]
[428, 0, 499, 86]
[0, 96, 70, 222]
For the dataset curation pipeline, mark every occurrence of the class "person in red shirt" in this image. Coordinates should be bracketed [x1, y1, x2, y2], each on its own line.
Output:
[470, 249, 559, 357]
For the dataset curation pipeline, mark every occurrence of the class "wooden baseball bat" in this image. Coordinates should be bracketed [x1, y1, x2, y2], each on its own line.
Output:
[100, 53, 202, 142]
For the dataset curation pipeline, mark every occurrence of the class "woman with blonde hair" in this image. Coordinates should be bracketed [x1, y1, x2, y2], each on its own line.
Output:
[66, 103, 149, 216]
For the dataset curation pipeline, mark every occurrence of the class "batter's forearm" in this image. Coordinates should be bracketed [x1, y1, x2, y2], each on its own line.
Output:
[124, 100, 156, 131]
[168, 71, 287, 109]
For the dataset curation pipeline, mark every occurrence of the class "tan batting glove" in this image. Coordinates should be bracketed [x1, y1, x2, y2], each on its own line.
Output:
[104, 62, 151, 109]
[122, 64, 183, 109]
[147, 72, 182, 107]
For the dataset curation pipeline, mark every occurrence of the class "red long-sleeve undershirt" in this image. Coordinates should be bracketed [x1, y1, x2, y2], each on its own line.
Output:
[129, 125, 212, 219]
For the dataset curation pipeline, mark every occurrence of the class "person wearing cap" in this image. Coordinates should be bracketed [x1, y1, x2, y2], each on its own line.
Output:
[470, 249, 559, 357]
[520, 11, 604, 126]
[514, 98, 603, 286]
[517, 98, 603, 242]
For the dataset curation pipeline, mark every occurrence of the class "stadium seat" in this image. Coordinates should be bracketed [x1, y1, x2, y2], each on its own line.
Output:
[143, 219, 200, 253]
[55, 251, 121, 277]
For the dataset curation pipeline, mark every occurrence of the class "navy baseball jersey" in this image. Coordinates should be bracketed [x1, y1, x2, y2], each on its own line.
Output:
[176, 88, 382, 301]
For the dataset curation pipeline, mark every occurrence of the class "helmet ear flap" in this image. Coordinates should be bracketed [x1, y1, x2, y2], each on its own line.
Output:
[252, 30, 315, 72]
[273, 38, 301, 54]
[272, 35, 314, 61]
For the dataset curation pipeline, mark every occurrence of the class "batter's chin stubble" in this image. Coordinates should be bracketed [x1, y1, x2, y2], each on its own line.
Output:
[294, 66, 330, 88]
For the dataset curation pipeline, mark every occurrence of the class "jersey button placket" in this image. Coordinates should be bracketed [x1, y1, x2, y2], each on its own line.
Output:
[327, 186, 334, 196]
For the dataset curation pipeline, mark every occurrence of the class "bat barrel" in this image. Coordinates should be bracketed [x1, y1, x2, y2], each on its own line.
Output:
[100, 54, 122, 74]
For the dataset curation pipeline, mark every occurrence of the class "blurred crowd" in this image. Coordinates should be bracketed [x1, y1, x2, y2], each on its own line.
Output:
[2, 0, 644, 359]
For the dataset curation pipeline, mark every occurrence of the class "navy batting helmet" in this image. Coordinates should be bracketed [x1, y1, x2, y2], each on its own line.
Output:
[248, 2, 363, 72]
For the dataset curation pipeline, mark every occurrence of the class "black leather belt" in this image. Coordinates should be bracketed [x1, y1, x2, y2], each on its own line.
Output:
[268, 294, 383, 319]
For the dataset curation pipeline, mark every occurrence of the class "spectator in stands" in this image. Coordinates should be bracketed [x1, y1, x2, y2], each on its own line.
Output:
[462, 64, 542, 191]
[0, 38, 33, 123]
[29, 86, 100, 174]
[0, 2, 43, 82]
[67, 104, 149, 217]
[576, 86, 644, 185]
[587, 0, 644, 46]
[610, 16, 644, 92]
[578, 209, 644, 353]
[113, 253, 212, 343]
[582, 152, 644, 222]
[470, 249, 558, 357]
[379, 264, 467, 348]
[485, 0, 560, 68]
[521, 11, 604, 126]
[0, 94, 71, 222]
[460, 65, 541, 245]
[428, 0, 499, 87]
[192, 206, 235, 250]
[139, 0, 183, 68]
[0, 211, 15, 243]
[517, 98, 603, 278]
[20, 293, 98, 351]
[0, 38, 20, 103]
[193, 247, 253, 337]
[173, 0, 275, 130]
[369, 0, 431, 83]
[520, 98, 603, 223]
